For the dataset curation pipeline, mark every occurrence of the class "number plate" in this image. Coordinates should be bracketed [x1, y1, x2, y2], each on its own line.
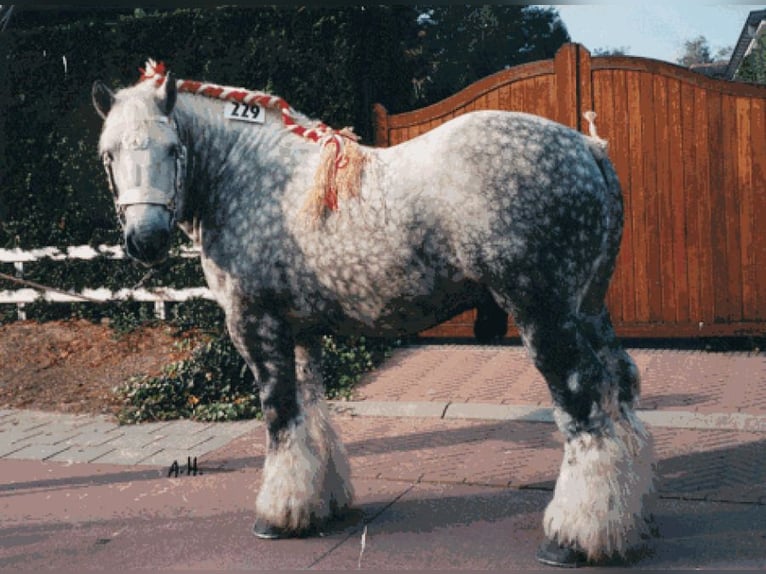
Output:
[223, 101, 265, 124]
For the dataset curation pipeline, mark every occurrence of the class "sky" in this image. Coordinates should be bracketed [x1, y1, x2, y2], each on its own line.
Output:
[551, 3, 759, 64]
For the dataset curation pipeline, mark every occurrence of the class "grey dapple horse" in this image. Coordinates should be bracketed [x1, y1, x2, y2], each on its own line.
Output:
[92, 63, 655, 567]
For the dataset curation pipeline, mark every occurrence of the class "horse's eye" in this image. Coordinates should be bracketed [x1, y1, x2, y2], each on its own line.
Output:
[168, 145, 180, 158]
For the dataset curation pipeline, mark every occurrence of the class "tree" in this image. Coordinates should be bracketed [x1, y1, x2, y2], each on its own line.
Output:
[736, 33, 766, 84]
[592, 46, 629, 57]
[677, 35, 713, 67]
[410, 5, 570, 106]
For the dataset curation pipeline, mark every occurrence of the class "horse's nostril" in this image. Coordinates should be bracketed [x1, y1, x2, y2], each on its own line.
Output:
[125, 228, 170, 266]
[125, 232, 142, 260]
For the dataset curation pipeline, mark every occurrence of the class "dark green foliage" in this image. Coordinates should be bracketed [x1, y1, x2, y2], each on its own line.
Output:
[115, 321, 399, 423]
[410, 5, 569, 105]
[0, 7, 419, 252]
[321, 335, 399, 400]
[115, 334, 260, 424]
[736, 33, 766, 84]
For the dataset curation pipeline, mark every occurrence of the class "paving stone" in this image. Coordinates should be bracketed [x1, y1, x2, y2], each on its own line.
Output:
[90, 447, 165, 465]
[46, 444, 119, 464]
[210, 420, 262, 437]
[4, 443, 72, 461]
[107, 433, 165, 450]
[57, 429, 125, 447]
[145, 434, 215, 451]
[0, 442, 32, 457]
[155, 420, 214, 436]
[195, 433, 254, 457]
[0, 428, 46, 444]
[33, 429, 82, 445]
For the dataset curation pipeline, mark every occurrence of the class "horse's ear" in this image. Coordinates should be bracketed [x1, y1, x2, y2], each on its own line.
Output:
[92, 80, 115, 120]
[157, 71, 177, 116]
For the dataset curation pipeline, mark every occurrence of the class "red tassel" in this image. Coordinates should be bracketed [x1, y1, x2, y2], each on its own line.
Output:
[323, 187, 338, 211]
[138, 60, 167, 81]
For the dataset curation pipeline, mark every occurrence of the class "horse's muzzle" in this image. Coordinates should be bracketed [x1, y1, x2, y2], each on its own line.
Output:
[125, 226, 171, 267]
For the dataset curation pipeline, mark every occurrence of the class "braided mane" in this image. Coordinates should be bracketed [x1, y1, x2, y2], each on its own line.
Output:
[139, 59, 366, 219]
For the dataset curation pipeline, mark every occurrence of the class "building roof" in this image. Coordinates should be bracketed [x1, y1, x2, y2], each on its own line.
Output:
[690, 61, 729, 79]
[725, 8, 766, 80]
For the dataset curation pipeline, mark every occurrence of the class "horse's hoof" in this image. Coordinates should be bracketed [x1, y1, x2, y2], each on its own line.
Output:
[252, 519, 305, 540]
[535, 538, 588, 568]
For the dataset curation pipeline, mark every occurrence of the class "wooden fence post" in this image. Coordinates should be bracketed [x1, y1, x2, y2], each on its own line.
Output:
[373, 103, 389, 147]
[14, 261, 26, 321]
[554, 43, 593, 132]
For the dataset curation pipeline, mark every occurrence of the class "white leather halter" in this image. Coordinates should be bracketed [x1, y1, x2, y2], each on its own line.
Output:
[102, 116, 187, 225]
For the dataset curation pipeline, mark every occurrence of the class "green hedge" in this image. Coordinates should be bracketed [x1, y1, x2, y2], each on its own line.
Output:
[0, 7, 417, 253]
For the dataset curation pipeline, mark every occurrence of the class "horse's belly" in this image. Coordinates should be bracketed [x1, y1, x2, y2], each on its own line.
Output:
[330, 278, 478, 337]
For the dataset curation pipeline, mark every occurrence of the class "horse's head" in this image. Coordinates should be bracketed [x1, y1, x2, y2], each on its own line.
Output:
[92, 74, 185, 266]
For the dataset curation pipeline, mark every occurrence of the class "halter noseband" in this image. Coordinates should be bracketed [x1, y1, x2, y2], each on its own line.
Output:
[101, 116, 187, 226]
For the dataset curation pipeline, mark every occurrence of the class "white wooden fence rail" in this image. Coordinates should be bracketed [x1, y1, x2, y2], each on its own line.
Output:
[0, 244, 212, 320]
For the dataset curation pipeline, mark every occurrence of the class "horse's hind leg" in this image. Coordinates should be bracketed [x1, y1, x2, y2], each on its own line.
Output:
[226, 303, 353, 538]
[494, 287, 655, 565]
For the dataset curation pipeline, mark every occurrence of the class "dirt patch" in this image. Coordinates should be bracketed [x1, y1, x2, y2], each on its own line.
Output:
[0, 319, 201, 418]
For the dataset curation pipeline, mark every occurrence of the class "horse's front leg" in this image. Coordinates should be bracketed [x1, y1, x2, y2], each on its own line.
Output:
[226, 303, 353, 538]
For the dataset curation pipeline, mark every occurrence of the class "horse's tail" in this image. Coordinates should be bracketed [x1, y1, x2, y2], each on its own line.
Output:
[580, 111, 624, 306]
[582, 110, 623, 244]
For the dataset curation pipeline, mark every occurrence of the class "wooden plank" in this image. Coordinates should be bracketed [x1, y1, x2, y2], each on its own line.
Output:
[554, 43, 578, 128]
[708, 92, 731, 322]
[627, 71, 649, 322]
[532, 76, 553, 120]
[498, 84, 511, 111]
[752, 99, 766, 320]
[609, 69, 636, 325]
[694, 88, 715, 327]
[509, 84, 522, 111]
[577, 45, 594, 133]
[681, 83, 701, 325]
[736, 97, 756, 320]
[487, 86, 500, 110]
[642, 72, 661, 322]
[721, 94, 743, 322]
[373, 103, 389, 147]
[668, 77, 689, 324]
[592, 70, 623, 323]
[653, 74, 674, 324]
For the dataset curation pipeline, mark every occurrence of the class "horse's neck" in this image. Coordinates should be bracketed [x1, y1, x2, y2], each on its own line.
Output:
[174, 95, 311, 230]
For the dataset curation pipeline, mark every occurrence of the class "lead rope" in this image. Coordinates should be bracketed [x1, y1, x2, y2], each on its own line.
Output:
[0, 270, 103, 304]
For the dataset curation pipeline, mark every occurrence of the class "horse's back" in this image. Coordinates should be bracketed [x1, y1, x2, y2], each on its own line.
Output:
[375, 109, 618, 279]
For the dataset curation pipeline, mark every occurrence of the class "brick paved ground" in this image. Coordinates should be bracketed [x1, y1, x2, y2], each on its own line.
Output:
[1, 344, 765, 570]
[354, 345, 766, 414]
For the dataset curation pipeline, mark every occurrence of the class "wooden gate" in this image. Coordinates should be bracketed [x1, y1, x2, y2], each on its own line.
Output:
[373, 43, 766, 339]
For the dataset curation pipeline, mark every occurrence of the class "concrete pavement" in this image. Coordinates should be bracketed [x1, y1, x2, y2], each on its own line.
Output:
[1, 343, 765, 570]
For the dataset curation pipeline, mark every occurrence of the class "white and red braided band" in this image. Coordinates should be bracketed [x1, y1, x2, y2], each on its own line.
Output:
[138, 58, 355, 145]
